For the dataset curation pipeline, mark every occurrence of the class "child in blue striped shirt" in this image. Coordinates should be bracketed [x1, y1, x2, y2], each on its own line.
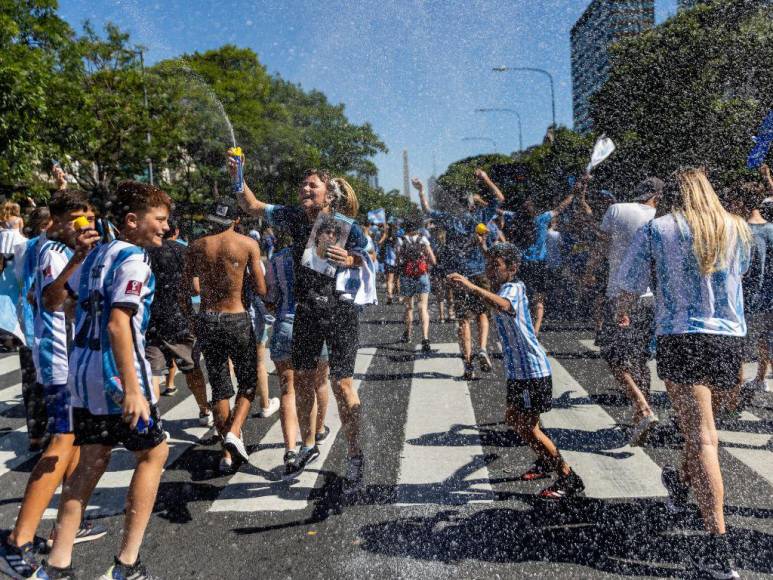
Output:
[448, 242, 584, 500]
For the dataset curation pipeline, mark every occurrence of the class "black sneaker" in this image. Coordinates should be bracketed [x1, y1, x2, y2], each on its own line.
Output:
[538, 470, 585, 500]
[661, 465, 689, 515]
[344, 454, 364, 492]
[478, 349, 492, 373]
[462, 362, 476, 381]
[283, 446, 320, 480]
[519, 457, 554, 481]
[421, 339, 432, 355]
[283, 450, 298, 478]
[100, 556, 159, 580]
[315, 426, 331, 446]
[0, 537, 41, 579]
[690, 535, 739, 579]
[47, 520, 108, 548]
[399, 331, 410, 343]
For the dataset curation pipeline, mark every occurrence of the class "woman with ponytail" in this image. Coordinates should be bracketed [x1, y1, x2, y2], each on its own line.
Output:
[233, 162, 373, 490]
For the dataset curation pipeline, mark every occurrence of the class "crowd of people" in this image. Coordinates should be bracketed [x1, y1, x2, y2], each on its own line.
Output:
[0, 154, 770, 580]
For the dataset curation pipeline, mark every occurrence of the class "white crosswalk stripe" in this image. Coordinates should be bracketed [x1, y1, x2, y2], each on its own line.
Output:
[0, 336, 770, 518]
[396, 343, 494, 505]
[209, 348, 377, 513]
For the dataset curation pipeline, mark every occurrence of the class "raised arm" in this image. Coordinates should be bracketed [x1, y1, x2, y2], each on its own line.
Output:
[552, 174, 590, 217]
[228, 156, 267, 217]
[474, 169, 505, 203]
[761, 164, 773, 194]
[412, 177, 431, 213]
[42, 229, 99, 311]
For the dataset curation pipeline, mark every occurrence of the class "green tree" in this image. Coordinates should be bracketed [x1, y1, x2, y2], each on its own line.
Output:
[0, 0, 77, 196]
[592, 0, 773, 187]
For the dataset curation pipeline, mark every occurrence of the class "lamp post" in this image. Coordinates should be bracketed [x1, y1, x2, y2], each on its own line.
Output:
[134, 49, 154, 185]
[475, 108, 523, 151]
[461, 137, 497, 152]
[492, 66, 556, 129]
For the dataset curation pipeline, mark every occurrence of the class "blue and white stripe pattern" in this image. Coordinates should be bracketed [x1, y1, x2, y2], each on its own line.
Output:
[494, 281, 551, 380]
[616, 213, 750, 336]
[266, 248, 296, 321]
[17, 236, 44, 345]
[33, 240, 74, 385]
[69, 240, 156, 415]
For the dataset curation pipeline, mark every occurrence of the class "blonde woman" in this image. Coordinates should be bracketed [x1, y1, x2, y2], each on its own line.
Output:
[616, 168, 750, 580]
[234, 163, 374, 489]
[0, 202, 24, 232]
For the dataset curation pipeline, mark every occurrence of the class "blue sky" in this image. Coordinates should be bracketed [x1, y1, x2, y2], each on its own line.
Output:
[58, 0, 678, 199]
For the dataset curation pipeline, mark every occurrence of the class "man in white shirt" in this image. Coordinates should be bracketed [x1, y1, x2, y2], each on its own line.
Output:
[584, 177, 663, 446]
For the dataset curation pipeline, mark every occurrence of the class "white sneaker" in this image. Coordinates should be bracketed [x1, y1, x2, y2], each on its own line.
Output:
[629, 414, 659, 447]
[257, 397, 280, 418]
[224, 431, 249, 464]
[198, 411, 214, 428]
[219, 456, 234, 474]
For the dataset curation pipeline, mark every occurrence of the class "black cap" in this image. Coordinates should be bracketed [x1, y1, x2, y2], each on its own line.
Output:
[207, 197, 238, 225]
[632, 177, 664, 202]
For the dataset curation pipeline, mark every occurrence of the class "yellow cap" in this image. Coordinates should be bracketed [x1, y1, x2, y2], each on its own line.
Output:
[73, 216, 91, 230]
[228, 147, 243, 157]
[475, 223, 488, 235]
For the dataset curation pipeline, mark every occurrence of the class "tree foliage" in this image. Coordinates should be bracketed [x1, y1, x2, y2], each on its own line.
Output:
[592, 0, 773, 188]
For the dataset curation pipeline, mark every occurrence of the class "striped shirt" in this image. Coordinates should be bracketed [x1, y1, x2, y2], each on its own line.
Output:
[33, 240, 78, 385]
[616, 213, 750, 336]
[69, 240, 156, 415]
[495, 281, 551, 380]
[266, 248, 295, 321]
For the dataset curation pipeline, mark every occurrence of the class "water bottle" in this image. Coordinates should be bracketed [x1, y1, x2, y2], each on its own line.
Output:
[106, 384, 154, 434]
[228, 147, 244, 194]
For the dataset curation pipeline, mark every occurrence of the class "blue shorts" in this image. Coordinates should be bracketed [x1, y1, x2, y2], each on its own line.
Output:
[43, 383, 73, 434]
[400, 274, 431, 297]
[270, 318, 328, 363]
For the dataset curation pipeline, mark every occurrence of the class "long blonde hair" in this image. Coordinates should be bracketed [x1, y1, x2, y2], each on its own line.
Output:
[330, 177, 359, 218]
[671, 168, 752, 275]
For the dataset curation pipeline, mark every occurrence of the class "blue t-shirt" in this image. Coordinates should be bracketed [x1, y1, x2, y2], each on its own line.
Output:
[430, 201, 499, 276]
[264, 204, 367, 303]
[523, 211, 554, 263]
[744, 222, 773, 315]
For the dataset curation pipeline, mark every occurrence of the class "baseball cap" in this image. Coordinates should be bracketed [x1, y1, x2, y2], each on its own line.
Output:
[207, 197, 238, 225]
[632, 177, 664, 202]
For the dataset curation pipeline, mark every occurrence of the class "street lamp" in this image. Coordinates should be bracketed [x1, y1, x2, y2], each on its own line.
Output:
[475, 108, 523, 151]
[492, 66, 556, 129]
[133, 49, 154, 185]
[461, 137, 497, 152]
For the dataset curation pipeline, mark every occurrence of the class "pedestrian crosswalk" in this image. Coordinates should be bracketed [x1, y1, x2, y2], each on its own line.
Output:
[0, 332, 771, 525]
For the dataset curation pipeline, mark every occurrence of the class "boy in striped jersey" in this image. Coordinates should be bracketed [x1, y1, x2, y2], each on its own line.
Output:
[40, 182, 171, 580]
[0, 191, 106, 580]
[448, 243, 584, 500]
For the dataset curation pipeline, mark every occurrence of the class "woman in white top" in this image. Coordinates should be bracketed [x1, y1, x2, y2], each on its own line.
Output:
[617, 168, 751, 579]
[0, 202, 24, 233]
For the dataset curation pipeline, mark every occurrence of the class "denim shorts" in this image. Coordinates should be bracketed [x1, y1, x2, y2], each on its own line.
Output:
[43, 383, 73, 434]
[270, 317, 328, 363]
[400, 273, 431, 297]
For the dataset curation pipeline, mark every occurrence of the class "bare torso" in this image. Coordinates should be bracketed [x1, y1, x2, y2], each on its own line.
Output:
[189, 228, 265, 314]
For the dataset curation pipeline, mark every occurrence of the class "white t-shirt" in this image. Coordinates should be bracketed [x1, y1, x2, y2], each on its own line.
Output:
[600, 202, 656, 298]
[395, 234, 431, 254]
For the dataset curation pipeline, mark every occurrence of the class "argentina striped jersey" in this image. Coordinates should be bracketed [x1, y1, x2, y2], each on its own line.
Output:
[68, 240, 156, 415]
[494, 281, 551, 380]
[616, 213, 750, 336]
[33, 240, 78, 385]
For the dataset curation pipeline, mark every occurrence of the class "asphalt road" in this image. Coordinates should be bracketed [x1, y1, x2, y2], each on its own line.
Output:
[1, 300, 772, 579]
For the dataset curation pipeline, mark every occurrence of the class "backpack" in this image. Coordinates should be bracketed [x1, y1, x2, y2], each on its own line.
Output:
[400, 235, 428, 277]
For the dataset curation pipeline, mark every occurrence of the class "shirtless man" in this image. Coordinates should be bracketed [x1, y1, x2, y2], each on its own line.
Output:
[187, 198, 266, 473]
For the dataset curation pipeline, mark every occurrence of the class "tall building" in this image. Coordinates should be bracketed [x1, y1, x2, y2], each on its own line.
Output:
[571, 0, 655, 132]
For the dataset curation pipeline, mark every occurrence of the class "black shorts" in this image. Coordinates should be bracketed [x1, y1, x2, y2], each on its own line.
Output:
[292, 299, 359, 379]
[73, 406, 166, 452]
[384, 263, 398, 274]
[452, 275, 490, 318]
[507, 376, 553, 414]
[519, 261, 550, 297]
[599, 299, 654, 370]
[656, 334, 744, 390]
[196, 311, 257, 402]
[146, 333, 201, 376]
